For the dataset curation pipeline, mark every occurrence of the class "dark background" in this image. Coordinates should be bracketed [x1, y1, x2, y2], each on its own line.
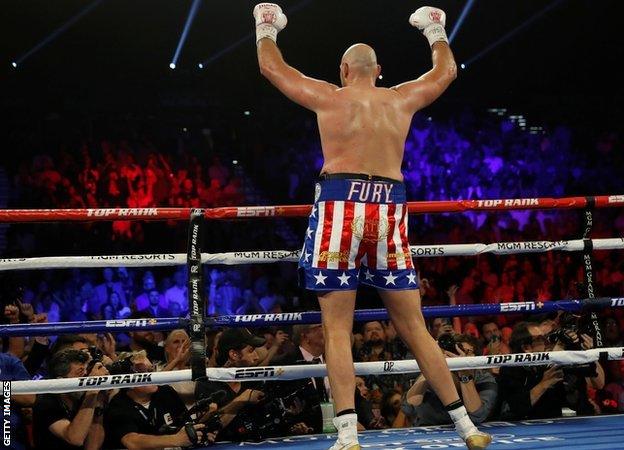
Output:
[2, 0, 622, 134]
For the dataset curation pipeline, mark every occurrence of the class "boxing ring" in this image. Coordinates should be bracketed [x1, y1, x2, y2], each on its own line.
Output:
[2, 193, 624, 449]
[208, 415, 624, 449]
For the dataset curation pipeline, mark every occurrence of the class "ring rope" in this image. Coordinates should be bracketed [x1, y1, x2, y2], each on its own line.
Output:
[2, 297, 623, 337]
[0, 194, 622, 222]
[10, 347, 624, 395]
[1, 238, 622, 271]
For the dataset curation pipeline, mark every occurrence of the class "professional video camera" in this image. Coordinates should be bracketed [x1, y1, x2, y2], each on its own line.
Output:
[547, 313, 599, 377]
[229, 381, 315, 441]
[546, 313, 596, 350]
[159, 390, 227, 447]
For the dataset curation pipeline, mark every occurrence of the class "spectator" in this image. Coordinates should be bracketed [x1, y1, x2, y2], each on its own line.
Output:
[382, 389, 409, 428]
[117, 312, 166, 363]
[356, 321, 392, 362]
[135, 275, 167, 311]
[208, 156, 230, 187]
[481, 321, 510, 355]
[604, 317, 623, 347]
[33, 349, 109, 450]
[79, 282, 100, 319]
[430, 317, 454, 340]
[107, 291, 131, 319]
[94, 268, 127, 313]
[140, 289, 171, 318]
[604, 360, 624, 412]
[164, 269, 188, 316]
[235, 288, 264, 315]
[354, 376, 385, 430]
[1, 351, 36, 450]
[159, 330, 194, 408]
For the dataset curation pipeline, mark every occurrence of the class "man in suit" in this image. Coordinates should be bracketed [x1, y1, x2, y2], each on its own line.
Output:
[140, 290, 171, 318]
[93, 268, 127, 313]
[272, 324, 327, 432]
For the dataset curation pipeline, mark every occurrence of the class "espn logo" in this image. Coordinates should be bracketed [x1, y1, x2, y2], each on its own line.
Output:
[234, 367, 281, 379]
[500, 302, 536, 312]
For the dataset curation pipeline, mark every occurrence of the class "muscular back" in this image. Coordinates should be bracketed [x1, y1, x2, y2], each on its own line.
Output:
[257, 40, 456, 181]
[317, 86, 412, 180]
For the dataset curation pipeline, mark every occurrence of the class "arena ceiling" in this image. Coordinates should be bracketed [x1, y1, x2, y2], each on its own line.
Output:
[1, 0, 622, 126]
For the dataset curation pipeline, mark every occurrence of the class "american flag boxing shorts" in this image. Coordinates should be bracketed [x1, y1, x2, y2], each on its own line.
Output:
[298, 176, 419, 291]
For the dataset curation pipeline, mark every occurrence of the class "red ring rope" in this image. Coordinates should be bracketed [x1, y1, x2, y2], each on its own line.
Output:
[0, 195, 622, 222]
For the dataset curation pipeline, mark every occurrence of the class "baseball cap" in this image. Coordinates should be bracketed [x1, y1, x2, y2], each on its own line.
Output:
[216, 328, 266, 365]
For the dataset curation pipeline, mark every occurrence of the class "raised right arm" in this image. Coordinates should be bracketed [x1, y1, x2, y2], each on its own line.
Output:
[254, 3, 337, 112]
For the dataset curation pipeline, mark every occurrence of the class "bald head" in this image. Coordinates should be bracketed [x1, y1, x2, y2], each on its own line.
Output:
[340, 43, 380, 86]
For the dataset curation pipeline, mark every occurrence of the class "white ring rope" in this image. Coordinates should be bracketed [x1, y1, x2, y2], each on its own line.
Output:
[1, 238, 622, 271]
[11, 347, 624, 394]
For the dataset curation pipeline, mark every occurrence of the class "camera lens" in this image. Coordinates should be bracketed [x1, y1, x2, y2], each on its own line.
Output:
[437, 333, 457, 354]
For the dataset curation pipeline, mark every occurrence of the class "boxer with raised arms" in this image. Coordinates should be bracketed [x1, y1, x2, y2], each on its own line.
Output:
[254, 4, 491, 449]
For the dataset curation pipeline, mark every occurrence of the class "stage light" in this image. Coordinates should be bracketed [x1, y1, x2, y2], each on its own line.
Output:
[460, 63, 466, 69]
[11, 62, 17, 68]
[198, 63, 204, 69]
[169, 63, 176, 69]
[449, 0, 476, 44]
[244, 111, 251, 116]
[378, 74, 383, 80]
[171, 0, 203, 72]
[13, 0, 104, 67]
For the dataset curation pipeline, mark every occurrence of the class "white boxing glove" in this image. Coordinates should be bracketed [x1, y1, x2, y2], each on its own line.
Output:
[409, 6, 448, 47]
[253, 3, 288, 44]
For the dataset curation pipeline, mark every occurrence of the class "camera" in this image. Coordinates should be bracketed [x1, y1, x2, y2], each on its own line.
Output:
[230, 382, 314, 441]
[88, 345, 104, 363]
[159, 391, 226, 447]
[546, 313, 595, 351]
[437, 333, 457, 354]
[106, 356, 135, 376]
[561, 362, 598, 378]
[547, 314, 598, 378]
[85, 345, 104, 373]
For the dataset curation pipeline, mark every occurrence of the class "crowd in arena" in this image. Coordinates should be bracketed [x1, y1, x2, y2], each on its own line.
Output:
[2, 107, 624, 449]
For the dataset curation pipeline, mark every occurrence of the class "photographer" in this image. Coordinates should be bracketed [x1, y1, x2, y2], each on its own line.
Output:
[481, 321, 510, 356]
[498, 319, 603, 420]
[196, 328, 313, 441]
[195, 328, 266, 440]
[551, 323, 605, 416]
[33, 349, 109, 450]
[104, 350, 213, 449]
[401, 334, 497, 426]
